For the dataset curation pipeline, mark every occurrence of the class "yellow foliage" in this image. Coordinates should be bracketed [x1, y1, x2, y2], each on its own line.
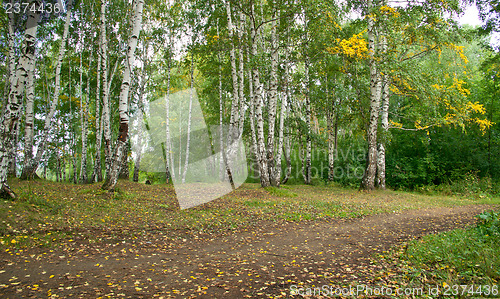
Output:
[380, 5, 400, 17]
[389, 85, 402, 95]
[466, 101, 486, 114]
[448, 76, 470, 96]
[475, 118, 494, 133]
[390, 120, 403, 128]
[447, 43, 468, 64]
[328, 31, 368, 59]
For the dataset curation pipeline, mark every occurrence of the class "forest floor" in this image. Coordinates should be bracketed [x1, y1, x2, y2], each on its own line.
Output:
[0, 180, 498, 298]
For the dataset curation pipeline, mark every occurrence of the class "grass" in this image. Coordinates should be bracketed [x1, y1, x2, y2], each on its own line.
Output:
[1, 178, 500, 250]
[381, 210, 500, 297]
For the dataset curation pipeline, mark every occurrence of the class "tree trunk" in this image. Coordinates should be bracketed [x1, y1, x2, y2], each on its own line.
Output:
[80, 49, 92, 184]
[225, 0, 240, 144]
[304, 57, 312, 185]
[91, 41, 103, 183]
[101, 0, 112, 185]
[119, 145, 129, 180]
[327, 79, 336, 182]
[181, 52, 195, 184]
[6, 11, 19, 178]
[281, 29, 292, 185]
[237, 12, 246, 138]
[133, 150, 141, 182]
[20, 1, 72, 181]
[20, 58, 36, 180]
[361, 0, 382, 190]
[165, 31, 175, 182]
[267, 12, 279, 186]
[62, 158, 66, 182]
[250, 3, 270, 187]
[1, 0, 41, 198]
[377, 35, 389, 189]
[103, 0, 143, 190]
[217, 21, 225, 181]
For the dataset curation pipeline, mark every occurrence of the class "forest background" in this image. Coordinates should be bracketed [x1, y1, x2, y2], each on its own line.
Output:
[1, 0, 499, 199]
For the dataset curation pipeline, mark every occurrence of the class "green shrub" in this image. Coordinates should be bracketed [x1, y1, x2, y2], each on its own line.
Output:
[476, 210, 500, 239]
[401, 211, 500, 286]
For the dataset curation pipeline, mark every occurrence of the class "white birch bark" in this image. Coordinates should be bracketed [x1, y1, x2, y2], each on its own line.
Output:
[20, 60, 36, 179]
[217, 21, 225, 180]
[1, 0, 41, 197]
[166, 30, 175, 182]
[281, 29, 292, 185]
[250, 2, 270, 187]
[100, 0, 112, 182]
[377, 33, 389, 189]
[80, 47, 91, 183]
[362, 0, 382, 190]
[304, 57, 312, 185]
[237, 12, 246, 138]
[103, 0, 144, 190]
[22, 1, 72, 180]
[247, 47, 259, 182]
[181, 52, 195, 184]
[267, 12, 279, 186]
[225, 0, 240, 144]
[91, 42, 103, 183]
[326, 76, 338, 182]
[7, 10, 16, 90]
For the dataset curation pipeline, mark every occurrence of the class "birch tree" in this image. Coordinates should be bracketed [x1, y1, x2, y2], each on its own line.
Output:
[225, 0, 240, 144]
[267, 7, 279, 186]
[91, 39, 103, 183]
[250, 1, 270, 187]
[103, 0, 144, 190]
[1, 0, 42, 197]
[80, 46, 91, 184]
[361, 0, 382, 190]
[20, 1, 73, 180]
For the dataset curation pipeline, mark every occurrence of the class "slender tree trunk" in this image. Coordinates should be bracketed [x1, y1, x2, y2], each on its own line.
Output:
[165, 31, 175, 182]
[69, 65, 78, 184]
[20, 1, 72, 181]
[61, 157, 65, 182]
[80, 49, 92, 184]
[225, 0, 240, 144]
[56, 156, 61, 182]
[91, 43, 103, 183]
[103, 0, 143, 190]
[327, 78, 336, 182]
[281, 29, 292, 185]
[133, 152, 141, 182]
[1, 0, 41, 198]
[377, 35, 389, 189]
[217, 21, 225, 181]
[7, 9, 16, 94]
[8, 124, 19, 177]
[237, 12, 246, 138]
[275, 93, 286, 186]
[247, 47, 260, 182]
[250, 3, 270, 187]
[267, 12, 279, 186]
[6, 11, 18, 178]
[361, 0, 382, 190]
[101, 0, 112, 184]
[304, 57, 312, 185]
[181, 52, 195, 184]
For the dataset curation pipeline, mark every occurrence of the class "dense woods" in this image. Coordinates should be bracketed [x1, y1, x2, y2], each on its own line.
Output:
[1, 0, 499, 198]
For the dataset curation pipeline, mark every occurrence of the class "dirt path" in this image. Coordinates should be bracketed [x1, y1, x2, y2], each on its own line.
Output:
[0, 204, 493, 298]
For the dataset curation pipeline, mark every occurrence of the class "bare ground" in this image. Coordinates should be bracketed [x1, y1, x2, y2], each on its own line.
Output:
[0, 204, 493, 298]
